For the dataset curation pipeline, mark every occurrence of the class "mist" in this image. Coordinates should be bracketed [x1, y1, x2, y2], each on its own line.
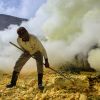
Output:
[0, 0, 100, 72]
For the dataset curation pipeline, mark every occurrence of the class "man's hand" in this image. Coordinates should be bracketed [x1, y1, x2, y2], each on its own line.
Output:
[45, 59, 49, 68]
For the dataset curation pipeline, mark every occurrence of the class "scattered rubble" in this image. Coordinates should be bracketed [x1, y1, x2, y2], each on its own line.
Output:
[0, 70, 100, 100]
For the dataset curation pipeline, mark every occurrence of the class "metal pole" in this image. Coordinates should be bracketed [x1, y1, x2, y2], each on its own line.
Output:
[9, 42, 23, 51]
[49, 67, 71, 80]
[9, 41, 72, 80]
[9, 42, 35, 59]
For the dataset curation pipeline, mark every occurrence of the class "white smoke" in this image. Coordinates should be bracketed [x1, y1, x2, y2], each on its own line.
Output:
[0, 0, 100, 72]
[88, 49, 100, 71]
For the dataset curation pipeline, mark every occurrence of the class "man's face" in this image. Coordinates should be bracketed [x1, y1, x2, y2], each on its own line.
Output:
[18, 33, 26, 38]
[18, 31, 29, 41]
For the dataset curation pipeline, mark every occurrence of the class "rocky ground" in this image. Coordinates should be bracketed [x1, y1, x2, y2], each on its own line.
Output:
[0, 69, 100, 100]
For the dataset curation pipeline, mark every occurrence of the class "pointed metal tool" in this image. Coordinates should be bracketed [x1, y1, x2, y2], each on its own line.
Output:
[9, 41, 73, 81]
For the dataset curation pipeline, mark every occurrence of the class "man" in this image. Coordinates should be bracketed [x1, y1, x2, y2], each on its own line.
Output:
[6, 27, 49, 90]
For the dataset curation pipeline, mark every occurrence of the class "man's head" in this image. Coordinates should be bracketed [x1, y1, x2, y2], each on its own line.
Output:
[17, 27, 29, 41]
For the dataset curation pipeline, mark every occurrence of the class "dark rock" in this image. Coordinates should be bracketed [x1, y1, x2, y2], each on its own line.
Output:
[0, 14, 28, 30]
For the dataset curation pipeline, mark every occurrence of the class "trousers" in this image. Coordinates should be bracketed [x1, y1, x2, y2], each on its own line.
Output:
[14, 51, 43, 74]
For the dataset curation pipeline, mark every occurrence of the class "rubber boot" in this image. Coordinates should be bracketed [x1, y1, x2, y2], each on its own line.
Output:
[38, 73, 44, 90]
[6, 71, 19, 88]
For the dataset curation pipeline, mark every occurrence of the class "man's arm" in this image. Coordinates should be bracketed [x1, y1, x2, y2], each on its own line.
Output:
[31, 35, 50, 68]
[17, 38, 29, 54]
[40, 43, 49, 68]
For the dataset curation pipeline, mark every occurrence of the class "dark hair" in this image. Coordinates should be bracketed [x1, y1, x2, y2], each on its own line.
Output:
[17, 27, 28, 35]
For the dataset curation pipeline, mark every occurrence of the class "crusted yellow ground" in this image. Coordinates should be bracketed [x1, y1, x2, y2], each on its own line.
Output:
[0, 69, 100, 100]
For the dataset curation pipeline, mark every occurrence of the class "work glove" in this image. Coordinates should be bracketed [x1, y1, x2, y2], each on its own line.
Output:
[45, 59, 49, 68]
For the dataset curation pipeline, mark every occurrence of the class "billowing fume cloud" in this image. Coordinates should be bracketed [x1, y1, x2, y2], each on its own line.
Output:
[0, 0, 100, 72]
[88, 49, 100, 71]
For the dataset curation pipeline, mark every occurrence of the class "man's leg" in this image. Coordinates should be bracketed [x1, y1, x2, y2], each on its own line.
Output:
[6, 53, 31, 88]
[34, 52, 44, 90]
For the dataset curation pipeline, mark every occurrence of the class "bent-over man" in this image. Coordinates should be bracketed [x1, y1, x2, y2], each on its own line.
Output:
[6, 27, 49, 90]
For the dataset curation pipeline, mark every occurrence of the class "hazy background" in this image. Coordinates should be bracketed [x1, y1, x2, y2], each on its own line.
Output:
[0, 0, 100, 72]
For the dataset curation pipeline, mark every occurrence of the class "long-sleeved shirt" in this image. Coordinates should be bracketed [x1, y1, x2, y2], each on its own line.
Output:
[17, 34, 48, 59]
